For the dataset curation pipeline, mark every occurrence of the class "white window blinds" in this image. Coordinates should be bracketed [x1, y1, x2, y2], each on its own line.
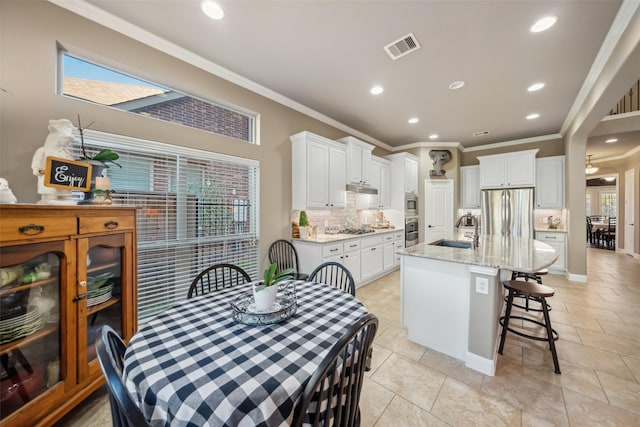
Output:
[74, 130, 260, 323]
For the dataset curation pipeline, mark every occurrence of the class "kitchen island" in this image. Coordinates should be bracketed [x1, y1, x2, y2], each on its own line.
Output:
[398, 233, 557, 375]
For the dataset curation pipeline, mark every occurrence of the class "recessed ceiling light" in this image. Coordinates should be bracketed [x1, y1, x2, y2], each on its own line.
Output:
[370, 86, 384, 95]
[530, 16, 557, 33]
[429, 134, 439, 140]
[605, 138, 618, 143]
[603, 176, 616, 182]
[201, 0, 224, 20]
[526, 113, 540, 120]
[448, 81, 465, 90]
[527, 82, 545, 92]
[408, 117, 419, 124]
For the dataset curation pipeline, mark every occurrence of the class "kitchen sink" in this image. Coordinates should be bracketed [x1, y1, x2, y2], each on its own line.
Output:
[429, 239, 473, 249]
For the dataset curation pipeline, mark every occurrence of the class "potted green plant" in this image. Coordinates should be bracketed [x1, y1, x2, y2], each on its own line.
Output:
[253, 262, 293, 311]
[299, 210, 311, 239]
[76, 115, 122, 169]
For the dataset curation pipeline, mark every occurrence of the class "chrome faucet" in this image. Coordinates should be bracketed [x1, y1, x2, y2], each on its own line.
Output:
[456, 213, 479, 249]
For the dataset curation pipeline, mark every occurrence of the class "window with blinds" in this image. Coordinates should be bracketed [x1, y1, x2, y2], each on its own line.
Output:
[73, 130, 260, 323]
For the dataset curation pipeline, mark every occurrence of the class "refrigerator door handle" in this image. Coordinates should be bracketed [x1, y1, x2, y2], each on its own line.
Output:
[503, 190, 511, 236]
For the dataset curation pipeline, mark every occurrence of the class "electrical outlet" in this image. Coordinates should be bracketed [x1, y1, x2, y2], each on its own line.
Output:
[475, 277, 489, 294]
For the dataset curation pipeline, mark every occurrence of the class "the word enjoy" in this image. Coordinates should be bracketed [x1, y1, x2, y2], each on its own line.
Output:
[54, 165, 86, 187]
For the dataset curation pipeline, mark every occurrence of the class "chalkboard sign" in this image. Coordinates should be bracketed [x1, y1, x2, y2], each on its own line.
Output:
[44, 156, 92, 191]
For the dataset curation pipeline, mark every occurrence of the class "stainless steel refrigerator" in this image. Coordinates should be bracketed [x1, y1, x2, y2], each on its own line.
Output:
[481, 188, 534, 237]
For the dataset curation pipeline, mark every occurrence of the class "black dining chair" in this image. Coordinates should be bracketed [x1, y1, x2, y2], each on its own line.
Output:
[96, 325, 151, 427]
[586, 216, 593, 245]
[268, 239, 309, 280]
[308, 262, 356, 296]
[292, 313, 378, 427]
[603, 217, 616, 248]
[187, 263, 252, 299]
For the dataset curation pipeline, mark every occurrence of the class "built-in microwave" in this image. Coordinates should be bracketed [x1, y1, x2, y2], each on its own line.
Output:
[405, 193, 418, 216]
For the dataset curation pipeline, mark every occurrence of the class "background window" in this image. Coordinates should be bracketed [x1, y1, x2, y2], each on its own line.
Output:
[61, 53, 256, 143]
[73, 130, 260, 323]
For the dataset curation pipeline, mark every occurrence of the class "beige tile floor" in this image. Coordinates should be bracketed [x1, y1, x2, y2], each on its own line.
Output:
[56, 247, 640, 426]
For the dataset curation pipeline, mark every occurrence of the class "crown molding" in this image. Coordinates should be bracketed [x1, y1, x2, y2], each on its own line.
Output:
[48, 0, 394, 152]
[389, 141, 462, 152]
[593, 144, 640, 162]
[462, 134, 562, 153]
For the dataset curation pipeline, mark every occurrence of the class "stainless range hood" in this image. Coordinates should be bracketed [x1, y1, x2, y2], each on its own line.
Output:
[346, 183, 378, 195]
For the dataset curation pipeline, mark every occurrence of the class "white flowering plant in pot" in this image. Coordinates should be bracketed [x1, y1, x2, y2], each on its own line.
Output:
[253, 263, 293, 311]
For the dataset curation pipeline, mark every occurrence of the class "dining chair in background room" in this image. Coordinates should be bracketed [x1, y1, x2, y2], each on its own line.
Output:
[96, 325, 151, 427]
[603, 217, 616, 249]
[268, 239, 309, 280]
[292, 313, 378, 427]
[308, 261, 356, 296]
[586, 216, 593, 245]
[187, 263, 252, 299]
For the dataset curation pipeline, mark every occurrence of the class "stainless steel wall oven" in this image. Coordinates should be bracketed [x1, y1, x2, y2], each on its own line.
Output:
[405, 217, 418, 247]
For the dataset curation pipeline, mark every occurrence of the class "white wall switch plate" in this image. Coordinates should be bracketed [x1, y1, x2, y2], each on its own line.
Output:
[475, 277, 489, 294]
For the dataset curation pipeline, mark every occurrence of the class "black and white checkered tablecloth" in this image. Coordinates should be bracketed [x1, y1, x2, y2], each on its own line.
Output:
[123, 280, 368, 427]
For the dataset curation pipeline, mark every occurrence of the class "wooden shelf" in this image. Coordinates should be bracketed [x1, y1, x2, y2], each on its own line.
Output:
[86, 296, 120, 316]
[0, 323, 58, 356]
[0, 277, 58, 296]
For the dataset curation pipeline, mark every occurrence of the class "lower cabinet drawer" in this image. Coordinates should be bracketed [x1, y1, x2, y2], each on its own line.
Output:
[79, 215, 135, 234]
[322, 243, 343, 258]
[1, 216, 76, 242]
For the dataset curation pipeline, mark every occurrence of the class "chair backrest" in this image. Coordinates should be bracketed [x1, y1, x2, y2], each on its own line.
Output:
[188, 263, 252, 298]
[292, 313, 378, 427]
[268, 239, 301, 274]
[96, 326, 150, 427]
[308, 261, 356, 296]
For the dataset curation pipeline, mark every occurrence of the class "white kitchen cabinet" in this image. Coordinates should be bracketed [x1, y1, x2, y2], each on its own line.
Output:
[535, 231, 566, 272]
[382, 232, 395, 271]
[338, 136, 374, 186]
[478, 150, 538, 189]
[369, 156, 391, 209]
[535, 156, 564, 209]
[394, 231, 404, 266]
[342, 239, 361, 283]
[361, 235, 383, 283]
[460, 165, 481, 209]
[291, 131, 346, 209]
[386, 152, 420, 210]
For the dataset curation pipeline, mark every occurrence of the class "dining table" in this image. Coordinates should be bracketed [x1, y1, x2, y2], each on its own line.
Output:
[122, 280, 368, 426]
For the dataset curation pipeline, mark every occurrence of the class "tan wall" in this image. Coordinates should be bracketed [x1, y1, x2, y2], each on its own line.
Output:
[0, 1, 351, 267]
[460, 137, 565, 165]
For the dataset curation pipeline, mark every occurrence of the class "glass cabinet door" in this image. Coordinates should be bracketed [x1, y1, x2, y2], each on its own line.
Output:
[76, 234, 127, 382]
[0, 241, 68, 419]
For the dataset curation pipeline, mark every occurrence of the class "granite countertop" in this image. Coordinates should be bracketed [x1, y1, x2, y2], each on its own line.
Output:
[398, 233, 558, 273]
[293, 227, 401, 244]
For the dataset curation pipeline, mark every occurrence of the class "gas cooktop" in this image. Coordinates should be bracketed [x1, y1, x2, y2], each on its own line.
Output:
[338, 228, 376, 235]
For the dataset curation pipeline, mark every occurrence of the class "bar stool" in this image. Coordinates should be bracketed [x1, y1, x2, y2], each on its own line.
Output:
[498, 280, 561, 374]
[509, 269, 551, 312]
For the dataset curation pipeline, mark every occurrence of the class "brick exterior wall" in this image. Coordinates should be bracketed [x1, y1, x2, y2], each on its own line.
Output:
[132, 95, 251, 142]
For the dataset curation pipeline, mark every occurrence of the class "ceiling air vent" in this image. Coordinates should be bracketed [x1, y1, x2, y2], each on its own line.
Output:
[472, 131, 490, 137]
[384, 33, 421, 60]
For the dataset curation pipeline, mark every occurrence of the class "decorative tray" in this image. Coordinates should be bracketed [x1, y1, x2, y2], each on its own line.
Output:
[230, 285, 297, 326]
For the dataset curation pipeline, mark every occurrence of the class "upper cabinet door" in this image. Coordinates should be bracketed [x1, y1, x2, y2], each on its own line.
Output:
[478, 150, 538, 189]
[460, 165, 480, 209]
[291, 131, 347, 210]
[405, 157, 419, 194]
[535, 156, 564, 208]
[338, 136, 374, 185]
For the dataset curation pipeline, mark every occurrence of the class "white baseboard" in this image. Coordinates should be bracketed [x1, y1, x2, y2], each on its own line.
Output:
[567, 273, 587, 282]
[465, 351, 496, 376]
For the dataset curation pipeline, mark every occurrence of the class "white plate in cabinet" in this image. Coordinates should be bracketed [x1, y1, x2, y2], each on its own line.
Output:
[535, 231, 566, 271]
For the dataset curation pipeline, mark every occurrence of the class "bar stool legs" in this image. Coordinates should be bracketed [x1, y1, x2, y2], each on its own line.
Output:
[498, 280, 561, 374]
